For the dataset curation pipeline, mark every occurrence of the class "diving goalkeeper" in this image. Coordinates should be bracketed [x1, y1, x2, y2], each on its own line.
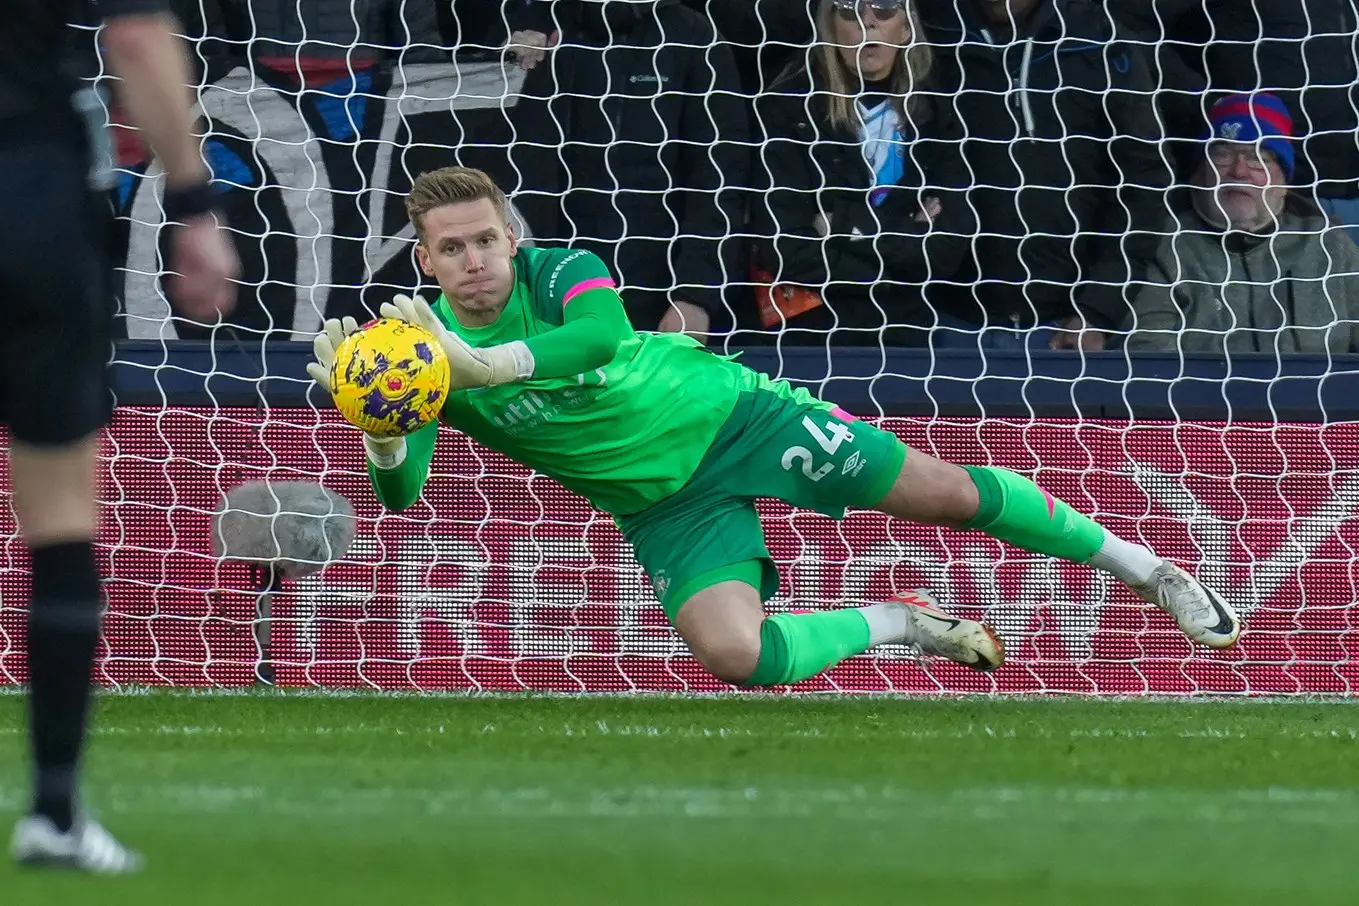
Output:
[306, 166, 1241, 685]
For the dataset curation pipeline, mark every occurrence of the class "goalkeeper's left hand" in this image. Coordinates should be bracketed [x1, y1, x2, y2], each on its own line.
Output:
[380, 294, 533, 389]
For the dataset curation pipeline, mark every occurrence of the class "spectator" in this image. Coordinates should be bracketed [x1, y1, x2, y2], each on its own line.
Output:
[1123, 94, 1359, 355]
[442, 2, 517, 58]
[1108, 0, 1359, 240]
[687, 0, 819, 95]
[918, 0, 1173, 351]
[211, 0, 448, 67]
[505, 0, 750, 341]
[746, 0, 975, 346]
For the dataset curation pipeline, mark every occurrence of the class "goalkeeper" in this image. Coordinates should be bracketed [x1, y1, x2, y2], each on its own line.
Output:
[307, 166, 1241, 685]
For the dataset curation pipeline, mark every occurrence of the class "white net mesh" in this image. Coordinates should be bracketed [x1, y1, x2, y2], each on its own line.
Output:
[2, 1, 1357, 693]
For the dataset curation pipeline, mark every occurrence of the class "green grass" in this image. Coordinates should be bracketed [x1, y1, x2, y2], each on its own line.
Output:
[0, 692, 1354, 905]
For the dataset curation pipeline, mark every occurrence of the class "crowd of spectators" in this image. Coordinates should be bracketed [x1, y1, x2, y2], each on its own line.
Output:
[148, 0, 1359, 356]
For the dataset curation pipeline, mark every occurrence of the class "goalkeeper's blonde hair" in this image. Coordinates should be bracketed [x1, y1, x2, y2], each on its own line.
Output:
[406, 167, 509, 239]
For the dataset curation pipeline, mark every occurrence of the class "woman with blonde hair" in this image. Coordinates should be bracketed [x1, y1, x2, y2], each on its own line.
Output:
[746, 0, 973, 346]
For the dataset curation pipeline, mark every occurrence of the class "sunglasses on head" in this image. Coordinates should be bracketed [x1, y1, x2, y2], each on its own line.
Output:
[831, 0, 907, 22]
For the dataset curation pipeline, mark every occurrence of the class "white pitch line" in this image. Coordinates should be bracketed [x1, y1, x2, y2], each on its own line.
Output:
[1, 686, 1357, 704]
[1, 723, 1357, 740]
[0, 783, 1352, 825]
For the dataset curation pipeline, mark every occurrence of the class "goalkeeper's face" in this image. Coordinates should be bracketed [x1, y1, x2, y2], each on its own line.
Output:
[415, 199, 519, 318]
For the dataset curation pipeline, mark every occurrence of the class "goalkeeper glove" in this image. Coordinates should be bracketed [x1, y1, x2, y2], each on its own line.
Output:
[305, 316, 409, 470]
[379, 294, 534, 390]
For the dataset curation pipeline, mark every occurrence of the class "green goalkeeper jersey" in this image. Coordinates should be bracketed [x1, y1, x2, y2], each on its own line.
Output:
[368, 246, 753, 516]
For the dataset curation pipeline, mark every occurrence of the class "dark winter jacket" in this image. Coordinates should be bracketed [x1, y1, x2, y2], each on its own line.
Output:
[212, 0, 447, 64]
[509, 0, 751, 328]
[1124, 194, 1359, 354]
[748, 66, 976, 343]
[1108, 0, 1359, 197]
[918, 0, 1174, 330]
[686, 0, 819, 94]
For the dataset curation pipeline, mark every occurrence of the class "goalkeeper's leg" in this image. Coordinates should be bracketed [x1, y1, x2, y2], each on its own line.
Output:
[669, 562, 1002, 687]
[871, 451, 1242, 649]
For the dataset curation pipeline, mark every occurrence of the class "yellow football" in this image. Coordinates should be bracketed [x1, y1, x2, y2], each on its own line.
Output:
[328, 318, 451, 437]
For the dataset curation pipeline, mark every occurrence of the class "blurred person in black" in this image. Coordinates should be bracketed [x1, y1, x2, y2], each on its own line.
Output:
[207, 0, 449, 68]
[918, 0, 1172, 351]
[746, 0, 975, 347]
[684, 0, 820, 95]
[0, 0, 237, 871]
[505, 0, 750, 342]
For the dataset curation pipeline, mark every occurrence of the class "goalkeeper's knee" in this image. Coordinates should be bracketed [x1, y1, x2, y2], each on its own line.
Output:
[690, 630, 763, 686]
[692, 619, 799, 688]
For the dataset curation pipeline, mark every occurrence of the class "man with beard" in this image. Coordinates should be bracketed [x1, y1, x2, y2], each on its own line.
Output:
[1107, 0, 1359, 241]
[1123, 93, 1359, 356]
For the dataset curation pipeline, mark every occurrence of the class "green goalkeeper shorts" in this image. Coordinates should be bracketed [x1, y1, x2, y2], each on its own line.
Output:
[616, 379, 906, 620]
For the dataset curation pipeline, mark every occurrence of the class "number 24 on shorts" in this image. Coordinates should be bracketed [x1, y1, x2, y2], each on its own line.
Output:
[782, 415, 855, 482]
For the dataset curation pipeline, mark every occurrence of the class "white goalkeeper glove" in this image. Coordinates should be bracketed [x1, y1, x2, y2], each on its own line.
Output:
[305, 316, 409, 470]
[379, 293, 534, 390]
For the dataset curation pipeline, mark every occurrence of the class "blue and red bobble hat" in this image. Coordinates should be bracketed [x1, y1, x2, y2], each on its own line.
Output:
[1203, 92, 1296, 178]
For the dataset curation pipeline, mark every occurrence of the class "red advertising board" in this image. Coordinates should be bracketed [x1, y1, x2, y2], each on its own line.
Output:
[0, 407, 1354, 695]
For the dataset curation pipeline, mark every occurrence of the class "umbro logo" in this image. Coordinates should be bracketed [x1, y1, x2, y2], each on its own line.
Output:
[842, 450, 865, 477]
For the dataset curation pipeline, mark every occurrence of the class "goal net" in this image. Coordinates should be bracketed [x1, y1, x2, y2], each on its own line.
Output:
[1, 5, 1356, 695]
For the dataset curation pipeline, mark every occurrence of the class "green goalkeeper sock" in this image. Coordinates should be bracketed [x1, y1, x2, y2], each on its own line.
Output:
[961, 465, 1106, 564]
[744, 609, 873, 688]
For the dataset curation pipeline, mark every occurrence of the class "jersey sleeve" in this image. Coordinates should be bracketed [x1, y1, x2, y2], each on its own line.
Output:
[526, 248, 620, 324]
[523, 290, 633, 379]
[366, 421, 438, 512]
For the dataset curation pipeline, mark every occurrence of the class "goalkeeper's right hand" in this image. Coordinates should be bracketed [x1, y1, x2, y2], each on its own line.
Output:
[305, 317, 408, 470]
[380, 294, 533, 389]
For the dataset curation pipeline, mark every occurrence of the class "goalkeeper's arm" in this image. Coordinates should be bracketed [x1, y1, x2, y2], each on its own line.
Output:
[519, 286, 632, 379]
[385, 283, 632, 389]
[364, 287, 631, 510]
[365, 422, 437, 512]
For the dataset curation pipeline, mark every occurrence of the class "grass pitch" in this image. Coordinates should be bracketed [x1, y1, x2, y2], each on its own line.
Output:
[0, 692, 1353, 905]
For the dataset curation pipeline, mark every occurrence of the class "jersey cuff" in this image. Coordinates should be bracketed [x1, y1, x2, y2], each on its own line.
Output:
[363, 434, 409, 470]
[502, 341, 535, 381]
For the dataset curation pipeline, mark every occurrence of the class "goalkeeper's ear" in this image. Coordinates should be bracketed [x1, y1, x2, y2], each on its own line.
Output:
[415, 240, 434, 278]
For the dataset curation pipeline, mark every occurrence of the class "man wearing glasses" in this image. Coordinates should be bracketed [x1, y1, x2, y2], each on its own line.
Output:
[1123, 93, 1359, 355]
